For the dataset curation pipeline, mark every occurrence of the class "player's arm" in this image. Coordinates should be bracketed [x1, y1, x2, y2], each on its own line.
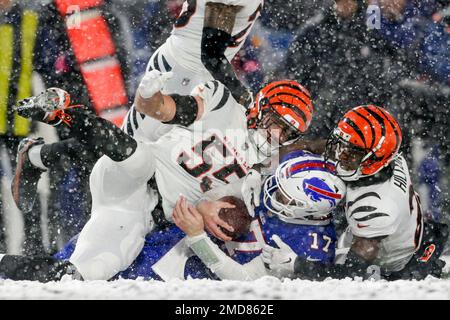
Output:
[179, 195, 235, 242]
[202, 3, 252, 106]
[187, 234, 269, 281]
[292, 235, 385, 280]
[172, 198, 268, 280]
[263, 235, 385, 280]
[134, 70, 206, 125]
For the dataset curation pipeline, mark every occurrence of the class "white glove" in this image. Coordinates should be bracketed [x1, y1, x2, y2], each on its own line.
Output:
[138, 70, 173, 99]
[262, 235, 297, 277]
[241, 169, 262, 217]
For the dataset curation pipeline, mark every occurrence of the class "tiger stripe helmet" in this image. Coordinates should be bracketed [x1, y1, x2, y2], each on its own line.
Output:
[334, 105, 402, 177]
[247, 80, 313, 134]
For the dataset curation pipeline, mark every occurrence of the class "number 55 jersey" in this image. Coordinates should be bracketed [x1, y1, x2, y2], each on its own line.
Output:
[151, 80, 261, 219]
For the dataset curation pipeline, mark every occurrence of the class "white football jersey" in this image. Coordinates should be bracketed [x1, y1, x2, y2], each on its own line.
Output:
[151, 80, 263, 219]
[343, 155, 424, 273]
[166, 0, 264, 73]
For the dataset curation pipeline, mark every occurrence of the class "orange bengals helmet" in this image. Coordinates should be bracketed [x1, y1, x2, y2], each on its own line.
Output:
[333, 105, 402, 179]
[247, 80, 313, 137]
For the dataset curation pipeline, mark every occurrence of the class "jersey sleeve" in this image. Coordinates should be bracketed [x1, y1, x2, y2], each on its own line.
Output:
[185, 232, 268, 280]
[347, 197, 402, 239]
[201, 180, 244, 202]
[190, 80, 234, 120]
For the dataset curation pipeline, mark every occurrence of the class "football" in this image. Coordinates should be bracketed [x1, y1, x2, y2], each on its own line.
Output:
[218, 196, 252, 240]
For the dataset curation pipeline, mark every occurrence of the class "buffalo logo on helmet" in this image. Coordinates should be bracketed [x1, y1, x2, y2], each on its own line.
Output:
[303, 178, 343, 207]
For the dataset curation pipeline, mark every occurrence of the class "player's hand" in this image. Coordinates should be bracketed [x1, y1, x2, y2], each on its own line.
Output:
[138, 70, 173, 99]
[173, 196, 205, 237]
[262, 235, 297, 277]
[196, 199, 235, 242]
[241, 169, 262, 217]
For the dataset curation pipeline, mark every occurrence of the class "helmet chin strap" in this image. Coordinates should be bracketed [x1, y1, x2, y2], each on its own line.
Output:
[342, 135, 393, 181]
[334, 134, 388, 181]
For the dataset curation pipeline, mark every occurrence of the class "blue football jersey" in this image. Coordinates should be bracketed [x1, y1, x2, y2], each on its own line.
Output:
[223, 202, 336, 265]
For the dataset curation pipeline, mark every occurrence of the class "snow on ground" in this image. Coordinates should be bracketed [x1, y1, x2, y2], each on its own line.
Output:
[1, 256, 449, 300]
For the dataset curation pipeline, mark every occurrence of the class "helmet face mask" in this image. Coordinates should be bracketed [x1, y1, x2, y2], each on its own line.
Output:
[258, 108, 302, 145]
[325, 133, 368, 181]
[264, 176, 316, 219]
[263, 154, 346, 222]
[247, 80, 313, 156]
[248, 102, 303, 158]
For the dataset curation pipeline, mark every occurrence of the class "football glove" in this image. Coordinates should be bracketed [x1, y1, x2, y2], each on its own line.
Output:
[262, 235, 297, 277]
[138, 70, 173, 99]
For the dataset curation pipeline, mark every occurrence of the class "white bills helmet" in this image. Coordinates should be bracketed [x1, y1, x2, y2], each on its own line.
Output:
[263, 151, 346, 222]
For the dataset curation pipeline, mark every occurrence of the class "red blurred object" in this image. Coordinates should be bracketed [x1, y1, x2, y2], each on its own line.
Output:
[66, 16, 116, 64]
[80, 61, 128, 112]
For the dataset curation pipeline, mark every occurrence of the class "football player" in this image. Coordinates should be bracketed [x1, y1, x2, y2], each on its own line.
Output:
[12, 75, 312, 281]
[10, 0, 264, 232]
[171, 151, 346, 280]
[261, 105, 449, 280]
[0, 152, 345, 282]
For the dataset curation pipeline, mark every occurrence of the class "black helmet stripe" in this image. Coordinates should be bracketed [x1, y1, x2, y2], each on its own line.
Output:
[344, 116, 367, 148]
[267, 92, 312, 114]
[363, 106, 395, 163]
[265, 82, 311, 99]
[363, 106, 386, 138]
[353, 109, 376, 150]
[269, 101, 308, 125]
[378, 108, 400, 160]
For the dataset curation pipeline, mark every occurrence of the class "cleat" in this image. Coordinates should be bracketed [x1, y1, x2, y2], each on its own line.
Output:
[14, 97, 46, 121]
[11, 137, 46, 213]
[15, 88, 72, 125]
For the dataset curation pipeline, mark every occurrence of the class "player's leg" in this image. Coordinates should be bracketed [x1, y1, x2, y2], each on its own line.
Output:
[15, 89, 138, 163]
[53, 225, 205, 281]
[12, 137, 88, 213]
[68, 144, 159, 280]
[14, 90, 162, 280]
[123, 225, 216, 280]
[0, 254, 73, 282]
[13, 100, 151, 211]
[68, 203, 154, 280]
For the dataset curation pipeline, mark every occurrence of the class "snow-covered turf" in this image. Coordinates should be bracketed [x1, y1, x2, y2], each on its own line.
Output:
[1, 256, 449, 300]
